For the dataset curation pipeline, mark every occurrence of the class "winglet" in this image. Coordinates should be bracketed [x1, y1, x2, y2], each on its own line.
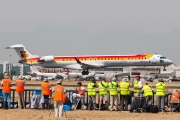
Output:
[74, 57, 82, 64]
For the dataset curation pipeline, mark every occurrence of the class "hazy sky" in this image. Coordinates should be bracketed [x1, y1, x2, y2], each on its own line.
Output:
[0, 0, 180, 65]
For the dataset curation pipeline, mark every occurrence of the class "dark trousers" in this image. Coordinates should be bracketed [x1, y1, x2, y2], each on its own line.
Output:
[42, 95, 49, 109]
[88, 96, 96, 109]
[120, 95, 129, 111]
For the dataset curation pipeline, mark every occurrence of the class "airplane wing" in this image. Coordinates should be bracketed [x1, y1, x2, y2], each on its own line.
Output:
[74, 57, 104, 69]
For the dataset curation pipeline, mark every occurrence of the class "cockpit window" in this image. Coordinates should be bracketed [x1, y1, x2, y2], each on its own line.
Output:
[160, 57, 166, 59]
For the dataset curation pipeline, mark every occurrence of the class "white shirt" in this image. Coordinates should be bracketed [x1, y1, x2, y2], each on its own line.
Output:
[138, 81, 142, 87]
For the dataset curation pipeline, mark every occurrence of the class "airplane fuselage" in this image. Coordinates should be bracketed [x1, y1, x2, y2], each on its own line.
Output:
[21, 54, 172, 69]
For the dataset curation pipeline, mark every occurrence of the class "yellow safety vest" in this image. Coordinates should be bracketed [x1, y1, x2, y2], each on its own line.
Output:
[108, 81, 118, 96]
[133, 80, 142, 93]
[120, 81, 130, 95]
[87, 82, 96, 96]
[156, 82, 166, 96]
[98, 81, 108, 95]
[143, 85, 153, 97]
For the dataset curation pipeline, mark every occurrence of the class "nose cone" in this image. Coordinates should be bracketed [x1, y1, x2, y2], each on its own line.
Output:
[166, 59, 173, 65]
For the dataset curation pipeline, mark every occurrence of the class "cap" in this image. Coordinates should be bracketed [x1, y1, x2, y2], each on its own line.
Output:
[77, 82, 82, 85]
[4, 73, 9, 78]
[18, 75, 23, 79]
[136, 75, 140, 79]
[4, 75, 9, 78]
[173, 89, 178, 92]
[112, 77, 116, 81]
[44, 78, 48, 82]
[57, 79, 62, 84]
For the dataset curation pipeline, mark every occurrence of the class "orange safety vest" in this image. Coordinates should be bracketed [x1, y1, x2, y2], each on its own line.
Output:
[77, 86, 85, 97]
[170, 92, 180, 103]
[2, 79, 11, 93]
[16, 80, 25, 92]
[41, 82, 51, 95]
[54, 85, 65, 103]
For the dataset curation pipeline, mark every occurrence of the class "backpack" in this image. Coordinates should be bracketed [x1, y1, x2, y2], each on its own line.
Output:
[100, 104, 108, 111]
[132, 97, 146, 109]
[64, 97, 71, 105]
[149, 105, 159, 113]
[130, 97, 146, 112]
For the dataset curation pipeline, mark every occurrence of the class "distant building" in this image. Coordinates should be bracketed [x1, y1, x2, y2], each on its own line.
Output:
[24, 65, 30, 74]
[12, 66, 20, 75]
[0, 61, 11, 74]
[0, 61, 30, 75]
[0, 64, 3, 73]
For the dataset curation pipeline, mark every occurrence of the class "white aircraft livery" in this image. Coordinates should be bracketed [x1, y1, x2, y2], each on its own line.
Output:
[6, 44, 173, 75]
[30, 66, 67, 79]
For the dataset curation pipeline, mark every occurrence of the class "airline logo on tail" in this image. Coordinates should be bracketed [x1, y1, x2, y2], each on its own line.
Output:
[20, 51, 28, 58]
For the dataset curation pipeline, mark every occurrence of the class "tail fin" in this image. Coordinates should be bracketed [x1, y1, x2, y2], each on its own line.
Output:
[30, 66, 41, 74]
[5, 44, 37, 59]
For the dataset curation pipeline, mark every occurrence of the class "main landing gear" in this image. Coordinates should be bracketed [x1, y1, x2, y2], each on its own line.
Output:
[82, 70, 89, 75]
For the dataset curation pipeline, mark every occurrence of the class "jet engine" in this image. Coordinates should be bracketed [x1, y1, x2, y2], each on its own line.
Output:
[39, 56, 54, 63]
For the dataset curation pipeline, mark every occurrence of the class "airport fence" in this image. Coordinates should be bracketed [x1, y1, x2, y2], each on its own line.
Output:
[0, 89, 173, 109]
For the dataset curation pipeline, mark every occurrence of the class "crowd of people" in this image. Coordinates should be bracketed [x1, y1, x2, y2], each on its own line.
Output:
[76, 76, 180, 113]
[0, 73, 65, 118]
[1, 74, 180, 119]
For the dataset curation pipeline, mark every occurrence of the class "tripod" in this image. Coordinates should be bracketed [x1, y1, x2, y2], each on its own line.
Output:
[45, 99, 67, 120]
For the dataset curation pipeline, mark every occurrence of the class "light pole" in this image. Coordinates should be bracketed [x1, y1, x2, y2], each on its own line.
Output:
[9, 54, 11, 78]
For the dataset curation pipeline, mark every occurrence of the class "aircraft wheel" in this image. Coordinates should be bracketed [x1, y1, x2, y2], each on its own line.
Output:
[85, 71, 89, 75]
[82, 71, 86, 75]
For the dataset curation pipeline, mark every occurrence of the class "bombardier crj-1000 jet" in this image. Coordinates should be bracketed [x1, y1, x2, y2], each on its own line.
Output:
[6, 44, 173, 75]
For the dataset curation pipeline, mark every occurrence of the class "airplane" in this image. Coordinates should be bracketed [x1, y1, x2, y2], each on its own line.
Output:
[6, 44, 173, 75]
[29, 66, 68, 80]
[30, 65, 95, 80]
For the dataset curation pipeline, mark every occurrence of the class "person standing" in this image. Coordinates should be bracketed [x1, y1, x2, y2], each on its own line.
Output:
[52, 80, 65, 118]
[108, 77, 118, 111]
[156, 79, 166, 112]
[132, 75, 142, 98]
[142, 83, 153, 106]
[98, 77, 109, 110]
[1, 74, 12, 109]
[87, 79, 97, 110]
[15, 75, 26, 109]
[41, 78, 51, 109]
[119, 79, 130, 111]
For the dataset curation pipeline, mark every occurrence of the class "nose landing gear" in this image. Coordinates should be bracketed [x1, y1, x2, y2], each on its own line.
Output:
[163, 65, 166, 71]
